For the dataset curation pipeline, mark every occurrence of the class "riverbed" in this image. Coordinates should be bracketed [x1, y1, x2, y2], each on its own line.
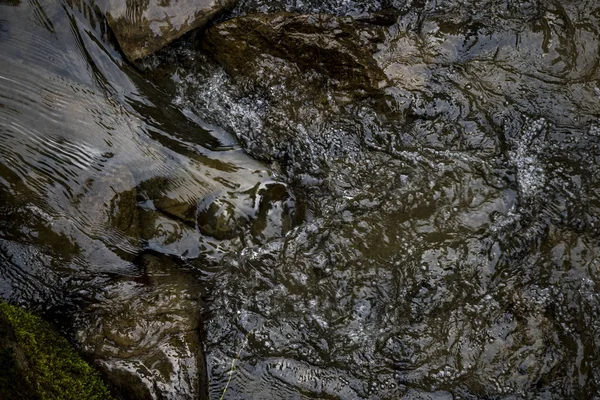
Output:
[1, 0, 600, 398]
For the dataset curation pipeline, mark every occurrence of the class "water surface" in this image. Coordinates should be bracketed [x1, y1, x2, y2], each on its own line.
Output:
[1, 0, 600, 398]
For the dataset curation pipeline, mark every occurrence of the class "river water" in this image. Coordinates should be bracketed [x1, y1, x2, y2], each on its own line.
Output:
[1, 0, 600, 398]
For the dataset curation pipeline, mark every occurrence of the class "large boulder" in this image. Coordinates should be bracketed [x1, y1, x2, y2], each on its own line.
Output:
[100, 0, 239, 61]
[198, 12, 394, 171]
[201, 12, 389, 94]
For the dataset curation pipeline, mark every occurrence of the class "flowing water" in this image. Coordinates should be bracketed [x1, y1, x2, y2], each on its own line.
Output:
[1, 0, 600, 398]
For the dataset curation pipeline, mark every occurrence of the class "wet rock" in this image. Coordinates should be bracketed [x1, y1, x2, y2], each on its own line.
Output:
[202, 12, 388, 94]
[108, 188, 139, 238]
[197, 182, 300, 242]
[137, 175, 300, 244]
[168, 1, 600, 398]
[229, 0, 404, 19]
[152, 195, 197, 225]
[74, 253, 207, 400]
[137, 176, 199, 226]
[0, 302, 113, 400]
[250, 182, 299, 243]
[197, 197, 247, 240]
[196, 12, 402, 183]
[100, 0, 239, 61]
[139, 208, 202, 255]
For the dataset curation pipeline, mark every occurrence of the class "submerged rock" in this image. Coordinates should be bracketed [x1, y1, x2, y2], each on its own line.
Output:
[198, 12, 399, 173]
[228, 0, 404, 19]
[197, 197, 247, 240]
[202, 12, 388, 94]
[74, 253, 207, 400]
[165, 1, 600, 398]
[100, 0, 239, 61]
[140, 179, 199, 227]
[196, 182, 300, 242]
[249, 182, 299, 243]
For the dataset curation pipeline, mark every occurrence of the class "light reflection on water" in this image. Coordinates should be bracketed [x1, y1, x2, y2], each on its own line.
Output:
[1, 0, 600, 398]
[0, 0, 293, 397]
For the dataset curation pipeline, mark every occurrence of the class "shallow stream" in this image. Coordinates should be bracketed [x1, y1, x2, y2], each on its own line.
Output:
[1, 0, 600, 398]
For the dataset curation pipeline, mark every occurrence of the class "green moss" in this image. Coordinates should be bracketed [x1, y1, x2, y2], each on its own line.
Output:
[0, 348, 27, 399]
[0, 302, 113, 400]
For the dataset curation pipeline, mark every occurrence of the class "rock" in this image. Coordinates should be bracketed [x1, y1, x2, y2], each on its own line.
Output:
[142, 2, 600, 398]
[100, 0, 239, 61]
[137, 176, 301, 244]
[108, 188, 139, 238]
[197, 197, 248, 240]
[202, 12, 388, 94]
[250, 182, 299, 243]
[196, 182, 300, 242]
[0, 302, 113, 400]
[139, 207, 221, 260]
[137, 176, 201, 226]
[75, 253, 207, 400]
[228, 0, 401, 22]
[197, 12, 394, 176]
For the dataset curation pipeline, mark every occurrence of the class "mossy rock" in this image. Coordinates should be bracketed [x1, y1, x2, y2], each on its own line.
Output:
[0, 302, 113, 400]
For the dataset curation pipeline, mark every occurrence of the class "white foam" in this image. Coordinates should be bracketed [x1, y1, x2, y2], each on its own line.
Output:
[508, 118, 547, 199]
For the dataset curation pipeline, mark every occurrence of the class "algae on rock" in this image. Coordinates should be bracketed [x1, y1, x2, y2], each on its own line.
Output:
[0, 302, 113, 400]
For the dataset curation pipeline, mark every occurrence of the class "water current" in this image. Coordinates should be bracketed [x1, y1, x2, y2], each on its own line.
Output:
[1, 0, 600, 398]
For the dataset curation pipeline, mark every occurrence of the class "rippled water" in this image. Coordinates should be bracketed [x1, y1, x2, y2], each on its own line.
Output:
[2, 0, 600, 398]
[0, 0, 292, 397]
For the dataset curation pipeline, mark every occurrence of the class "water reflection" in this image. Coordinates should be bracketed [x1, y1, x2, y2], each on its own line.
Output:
[0, 0, 292, 397]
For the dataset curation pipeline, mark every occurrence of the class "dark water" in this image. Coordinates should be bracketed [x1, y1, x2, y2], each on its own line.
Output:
[1, 0, 600, 398]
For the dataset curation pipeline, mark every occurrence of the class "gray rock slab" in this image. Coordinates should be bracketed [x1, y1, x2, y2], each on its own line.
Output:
[99, 0, 238, 61]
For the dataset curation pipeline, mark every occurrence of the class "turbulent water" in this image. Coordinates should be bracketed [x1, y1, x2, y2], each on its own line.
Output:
[1, 0, 600, 398]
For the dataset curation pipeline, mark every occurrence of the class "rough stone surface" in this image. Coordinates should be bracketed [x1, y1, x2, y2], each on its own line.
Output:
[100, 0, 239, 61]
[202, 12, 388, 94]
[161, 4, 600, 396]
